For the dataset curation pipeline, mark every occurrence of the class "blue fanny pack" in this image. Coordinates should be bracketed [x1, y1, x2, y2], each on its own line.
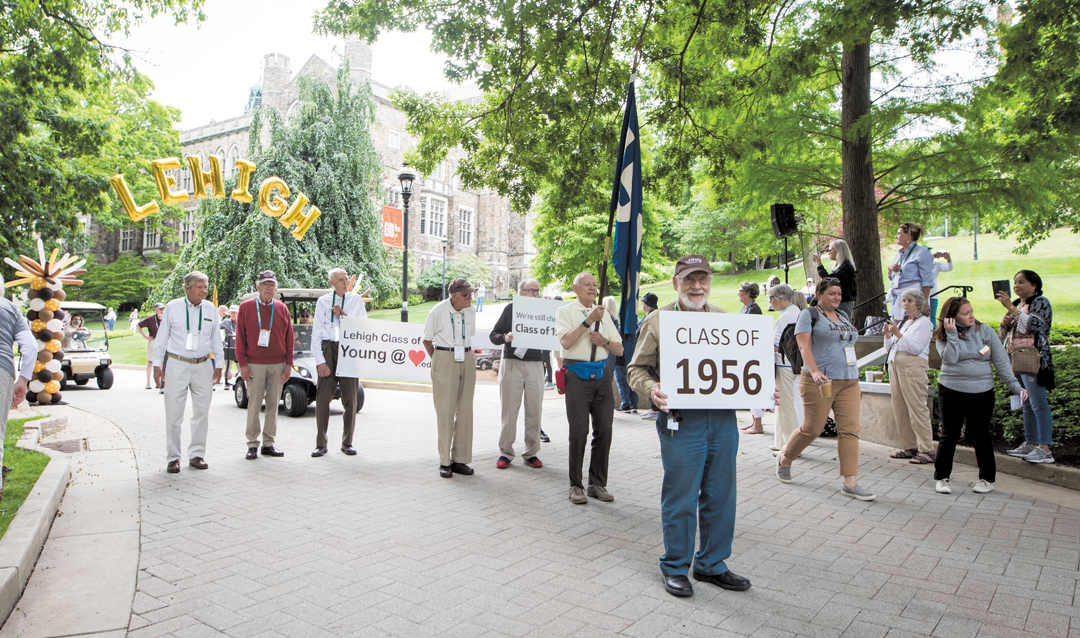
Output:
[567, 360, 606, 380]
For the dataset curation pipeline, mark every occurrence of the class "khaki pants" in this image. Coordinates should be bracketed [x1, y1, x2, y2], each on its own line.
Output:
[774, 366, 801, 450]
[164, 357, 213, 463]
[785, 374, 861, 476]
[316, 340, 358, 448]
[0, 370, 13, 466]
[889, 352, 933, 453]
[498, 358, 545, 459]
[245, 362, 284, 447]
[431, 349, 475, 465]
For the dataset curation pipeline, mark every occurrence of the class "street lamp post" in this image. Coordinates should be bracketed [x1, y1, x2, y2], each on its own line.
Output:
[398, 163, 417, 322]
[440, 237, 448, 300]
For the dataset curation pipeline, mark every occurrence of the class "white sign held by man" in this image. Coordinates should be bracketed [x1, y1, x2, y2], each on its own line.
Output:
[505, 295, 566, 351]
[659, 312, 775, 410]
[335, 317, 431, 382]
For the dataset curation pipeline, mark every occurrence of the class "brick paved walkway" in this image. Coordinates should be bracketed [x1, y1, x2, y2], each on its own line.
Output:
[70, 370, 1079, 637]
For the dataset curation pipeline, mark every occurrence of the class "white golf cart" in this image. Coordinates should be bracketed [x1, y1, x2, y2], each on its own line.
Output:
[227, 289, 364, 417]
[57, 301, 114, 390]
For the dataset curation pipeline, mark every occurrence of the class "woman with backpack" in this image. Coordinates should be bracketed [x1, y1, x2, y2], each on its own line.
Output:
[934, 297, 1026, 494]
[776, 278, 875, 501]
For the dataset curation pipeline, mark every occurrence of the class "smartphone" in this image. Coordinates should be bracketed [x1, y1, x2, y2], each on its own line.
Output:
[992, 280, 1010, 300]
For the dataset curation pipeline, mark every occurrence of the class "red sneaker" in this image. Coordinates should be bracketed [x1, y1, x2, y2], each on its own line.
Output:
[496, 456, 511, 469]
[525, 457, 543, 468]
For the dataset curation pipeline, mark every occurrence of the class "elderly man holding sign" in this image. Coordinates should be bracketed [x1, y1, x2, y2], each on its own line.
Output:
[627, 255, 756, 599]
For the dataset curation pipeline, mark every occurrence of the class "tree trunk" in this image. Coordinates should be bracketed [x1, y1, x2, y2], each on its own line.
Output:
[840, 33, 883, 330]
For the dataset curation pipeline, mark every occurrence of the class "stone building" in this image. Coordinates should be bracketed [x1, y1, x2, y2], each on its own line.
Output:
[89, 40, 535, 295]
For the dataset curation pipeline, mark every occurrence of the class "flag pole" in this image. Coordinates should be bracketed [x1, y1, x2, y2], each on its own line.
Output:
[591, 74, 637, 361]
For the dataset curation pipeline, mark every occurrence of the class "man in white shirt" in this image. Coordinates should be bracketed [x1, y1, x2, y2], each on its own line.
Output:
[311, 268, 367, 457]
[555, 271, 623, 505]
[423, 278, 477, 478]
[153, 271, 224, 474]
[802, 278, 815, 302]
[475, 283, 486, 312]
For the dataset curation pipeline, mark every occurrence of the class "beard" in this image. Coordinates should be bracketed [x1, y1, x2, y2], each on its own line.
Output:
[678, 290, 708, 310]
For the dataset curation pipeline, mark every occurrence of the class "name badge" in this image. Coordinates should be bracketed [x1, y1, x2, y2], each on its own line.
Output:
[512, 348, 528, 359]
[454, 345, 465, 362]
[845, 345, 857, 366]
[668, 420, 679, 431]
[332, 326, 340, 342]
[979, 345, 991, 355]
[257, 329, 271, 348]
[186, 333, 197, 351]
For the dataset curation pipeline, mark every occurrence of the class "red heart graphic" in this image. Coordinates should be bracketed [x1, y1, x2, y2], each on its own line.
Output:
[409, 350, 427, 366]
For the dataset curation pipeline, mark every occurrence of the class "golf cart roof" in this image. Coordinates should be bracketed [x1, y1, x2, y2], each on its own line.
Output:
[60, 301, 106, 311]
[240, 289, 331, 303]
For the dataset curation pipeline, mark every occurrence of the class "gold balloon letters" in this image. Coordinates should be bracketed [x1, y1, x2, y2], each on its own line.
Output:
[109, 155, 321, 241]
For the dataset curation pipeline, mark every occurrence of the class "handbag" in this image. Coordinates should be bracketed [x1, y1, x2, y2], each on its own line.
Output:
[1007, 329, 1040, 376]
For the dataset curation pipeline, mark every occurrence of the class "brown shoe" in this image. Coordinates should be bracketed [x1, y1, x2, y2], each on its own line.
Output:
[167, 460, 180, 474]
[188, 457, 208, 470]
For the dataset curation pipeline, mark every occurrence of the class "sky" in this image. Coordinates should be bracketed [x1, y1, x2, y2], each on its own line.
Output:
[117, 0, 450, 129]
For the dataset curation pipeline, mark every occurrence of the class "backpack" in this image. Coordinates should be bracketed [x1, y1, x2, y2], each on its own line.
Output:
[780, 307, 820, 374]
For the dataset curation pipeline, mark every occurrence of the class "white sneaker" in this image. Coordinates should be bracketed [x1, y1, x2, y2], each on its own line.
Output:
[973, 480, 994, 494]
[935, 479, 952, 494]
[1006, 442, 1034, 457]
[1023, 447, 1055, 464]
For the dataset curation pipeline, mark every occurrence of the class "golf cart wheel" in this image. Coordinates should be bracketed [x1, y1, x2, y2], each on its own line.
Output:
[96, 368, 114, 390]
[60, 372, 68, 391]
[234, 379, 248, 409]
[75, 379, 89, 386]
[283, 383, 307, 417]
[356, 384, 365, 413]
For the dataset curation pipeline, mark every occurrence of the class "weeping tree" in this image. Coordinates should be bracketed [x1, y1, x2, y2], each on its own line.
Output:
[150, 64, 396, 307]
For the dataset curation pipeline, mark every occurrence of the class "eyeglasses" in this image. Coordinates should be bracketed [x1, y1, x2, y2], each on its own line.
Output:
[681, 274, 712, 286]
[520, 288, 540, 294]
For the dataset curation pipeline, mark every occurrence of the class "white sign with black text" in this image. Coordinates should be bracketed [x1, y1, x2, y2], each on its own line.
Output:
[659, 312, 775, 410]
[503, 295, 567, 351]
[335, 317, 431, 382]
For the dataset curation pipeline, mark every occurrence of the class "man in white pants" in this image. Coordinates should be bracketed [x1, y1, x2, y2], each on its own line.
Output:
[154, 272, 223, 474]
[490, 278, 545, 470]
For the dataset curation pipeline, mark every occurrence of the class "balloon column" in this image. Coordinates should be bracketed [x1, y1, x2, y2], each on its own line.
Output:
[4, 241, 86, 406]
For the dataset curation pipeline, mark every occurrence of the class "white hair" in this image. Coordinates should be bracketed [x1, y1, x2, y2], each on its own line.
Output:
[901, 288, 925, 308]
[328, 268, 347, 282]
[602, 296, 618, 316]
[184, 271, 208, 289]
[768, 283, 795, 305]
[573, 271, 595, 286]
[832, 240, 856, 270]
[517, 278, 540, 293]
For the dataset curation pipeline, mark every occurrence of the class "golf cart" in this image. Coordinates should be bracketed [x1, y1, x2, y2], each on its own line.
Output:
[227, 289, 364, 417]
[58, 301, 114, 390]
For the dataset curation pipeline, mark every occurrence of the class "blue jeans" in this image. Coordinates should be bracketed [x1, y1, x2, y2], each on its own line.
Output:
[476, 296, 484, 312]
[655, 409, 738, 577]
[1019, 375, 1054, 446]
[106, 319, 115, 331]
[613, 364, 637, 410]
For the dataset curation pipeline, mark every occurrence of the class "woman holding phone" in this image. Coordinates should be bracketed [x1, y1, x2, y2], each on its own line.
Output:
[814, 239, 857, 318]
[997, 270, 1055, 464]
[934, 297, 1026, 494]
[776, 278, 872, 500]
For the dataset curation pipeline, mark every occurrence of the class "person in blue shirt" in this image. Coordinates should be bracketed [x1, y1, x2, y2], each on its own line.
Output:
[887, 223, 933, 321]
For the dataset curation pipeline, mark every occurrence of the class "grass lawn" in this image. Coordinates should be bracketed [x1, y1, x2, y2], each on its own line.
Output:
[640, 228, 1080, 323]
[0, 416, 51, 540]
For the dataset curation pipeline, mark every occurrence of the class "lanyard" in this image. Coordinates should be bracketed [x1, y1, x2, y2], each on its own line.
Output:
[449, 312, 466, 345]
[186, 303, 202, 333]
[256, 299, 275, 332]
[331, 293, 341, 323]
[897, 244, 920, 268]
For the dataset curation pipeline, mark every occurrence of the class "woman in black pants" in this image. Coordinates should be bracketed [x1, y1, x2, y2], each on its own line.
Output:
[932, 297, 1026, 495]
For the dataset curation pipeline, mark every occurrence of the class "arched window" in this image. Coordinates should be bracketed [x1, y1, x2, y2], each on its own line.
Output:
[226, 144, 241, 178]
[285, 100, 300, 125]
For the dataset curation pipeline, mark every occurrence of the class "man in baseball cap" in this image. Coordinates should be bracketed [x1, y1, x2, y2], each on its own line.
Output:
[423, 278, 478, 478]
[628, 254, 751, 598]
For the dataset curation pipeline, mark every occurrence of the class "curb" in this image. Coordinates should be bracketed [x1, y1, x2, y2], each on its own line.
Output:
[360, 380, 432, 394]
[0, 443, 70, 627]
[955, 447, 1080, 492]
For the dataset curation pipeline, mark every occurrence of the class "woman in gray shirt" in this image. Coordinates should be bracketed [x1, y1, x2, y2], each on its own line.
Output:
[776, 279, 874, 501]
[933, 297, 1026, 495]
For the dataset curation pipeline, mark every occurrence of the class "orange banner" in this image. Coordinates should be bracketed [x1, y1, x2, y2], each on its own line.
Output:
[382, 206, 403, 249]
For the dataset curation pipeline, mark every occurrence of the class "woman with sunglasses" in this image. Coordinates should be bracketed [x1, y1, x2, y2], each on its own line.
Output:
[777, 278, 873, 500]
[934, 297, 1026, 494]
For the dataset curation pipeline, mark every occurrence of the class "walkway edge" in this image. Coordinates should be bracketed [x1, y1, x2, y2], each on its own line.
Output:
[954, 446, 1080, 491]
[0, 445, 70, 626]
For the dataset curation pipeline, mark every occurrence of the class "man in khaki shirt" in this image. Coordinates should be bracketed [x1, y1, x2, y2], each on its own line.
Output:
[555, 272, 623, 504]
[627, 255, 750, 598]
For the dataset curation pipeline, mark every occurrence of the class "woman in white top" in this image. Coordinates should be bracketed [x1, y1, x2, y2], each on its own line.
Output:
[769, 284, 804, 453]
[885, 288, 935, 463]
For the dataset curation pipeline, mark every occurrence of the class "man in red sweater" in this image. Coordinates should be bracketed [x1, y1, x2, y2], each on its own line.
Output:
[236, 271, 295, 460]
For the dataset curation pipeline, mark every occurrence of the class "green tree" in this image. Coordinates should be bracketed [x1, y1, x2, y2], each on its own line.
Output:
[150, 64, 395, 307]
[416, 253, 492, 300]
[0, 0, 203, 262]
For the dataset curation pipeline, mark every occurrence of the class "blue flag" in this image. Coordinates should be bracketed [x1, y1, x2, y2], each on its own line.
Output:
[610, 79, 643, 340]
